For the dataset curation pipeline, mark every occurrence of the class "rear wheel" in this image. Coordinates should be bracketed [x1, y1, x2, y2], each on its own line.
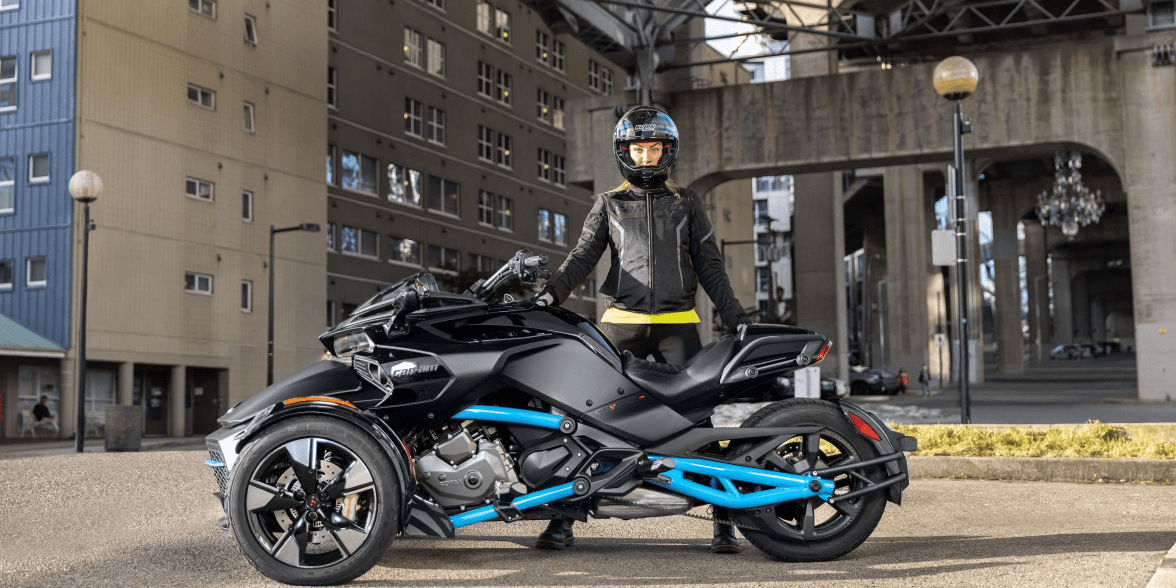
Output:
[734, 399, 887, 562]
[227, 417, 399, 585]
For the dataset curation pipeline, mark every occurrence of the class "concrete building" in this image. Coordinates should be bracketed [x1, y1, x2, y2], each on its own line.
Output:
[1, 0, 328, 439]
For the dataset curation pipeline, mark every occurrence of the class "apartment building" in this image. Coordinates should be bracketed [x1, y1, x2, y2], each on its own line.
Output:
[326, 0, 614, 320]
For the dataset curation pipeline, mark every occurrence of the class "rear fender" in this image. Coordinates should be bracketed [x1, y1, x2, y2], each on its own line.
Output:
[239, 400, 417, 532]
[830, 399, 917, 505]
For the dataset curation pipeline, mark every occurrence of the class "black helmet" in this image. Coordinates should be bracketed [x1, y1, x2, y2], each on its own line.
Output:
[613, 106, 678, 189]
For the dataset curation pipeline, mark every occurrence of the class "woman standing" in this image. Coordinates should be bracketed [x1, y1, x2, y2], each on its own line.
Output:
[533, 106, 751, 553]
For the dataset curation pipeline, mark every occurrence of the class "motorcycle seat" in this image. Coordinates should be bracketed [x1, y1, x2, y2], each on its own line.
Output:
[621, 336, 738, 405]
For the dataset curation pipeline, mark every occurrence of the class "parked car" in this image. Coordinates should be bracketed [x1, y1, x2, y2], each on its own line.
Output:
[849, 365, 902, 395]
[1051, 344, 1089, 360]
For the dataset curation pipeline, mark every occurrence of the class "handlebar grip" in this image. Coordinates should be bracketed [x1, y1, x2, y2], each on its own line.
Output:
[537, 269, 552, 280]
[523, 254, 548, 267]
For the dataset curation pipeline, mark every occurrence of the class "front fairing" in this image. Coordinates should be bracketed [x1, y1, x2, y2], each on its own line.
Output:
[217, 360, 362, 427]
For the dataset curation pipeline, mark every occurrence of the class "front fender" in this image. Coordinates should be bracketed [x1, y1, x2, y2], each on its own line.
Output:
[217, 360, 363, 427]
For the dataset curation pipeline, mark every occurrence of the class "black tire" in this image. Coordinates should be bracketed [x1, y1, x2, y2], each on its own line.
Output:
[733, 398, 887, 562]
[227, 416, 400, 586]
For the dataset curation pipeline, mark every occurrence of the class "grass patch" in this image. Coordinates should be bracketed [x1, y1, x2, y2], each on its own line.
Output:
[889, 422, 1176, 459]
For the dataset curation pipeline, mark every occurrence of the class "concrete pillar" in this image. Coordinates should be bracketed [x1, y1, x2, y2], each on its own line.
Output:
[169, 365, 185, 437]
[952, 168, 984, 384]
[991, 194, 1025, 373]
[793, 172, 849, 381]
[58, 356, 75, 439]
[1072, 273, 1091, 342]
[1120, 44, 1176, 401]
[1091, 295, 1106, 342]
[1050, 250, 1074, 347]
[1023, 222, 1049, 363]
[117, 362, 134, 406]
[881, 166, 932, 376]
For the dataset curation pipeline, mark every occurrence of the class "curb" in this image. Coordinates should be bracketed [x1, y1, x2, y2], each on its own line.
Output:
[1147, 540, 1176, 588]
[908, 455, 1176, 484]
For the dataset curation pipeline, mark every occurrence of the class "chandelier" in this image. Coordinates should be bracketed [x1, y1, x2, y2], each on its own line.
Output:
[1035, 151, 1105, 239]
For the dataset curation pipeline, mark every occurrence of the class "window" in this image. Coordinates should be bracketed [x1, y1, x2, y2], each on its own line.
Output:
[478, 191, 494, 225]
[241, 281, 253, 312]
[426, 38, 445, 77]
[0, 0, 17, 11]
[552, 40, 566, 72]
[340, 225, 379, 258]
[404, 98, 423, 137]
[537, 89, 551, 124]
[404, 28, 423, 68]
[0, 259, 12, 289]
[576, 277, 597, 299]
[602, 67, 614, 95]
[536, 31, 550, 64]
[242, 191, 253, 222]
[327, 67, 336, 109]
[497, 195, 513, 231]
[538, 209, 552, 242]
[0, 56, 14, 111]
[187, 84, 215, 109]
[495, 133, 512, 169]
[537, 148, 551, 182]
[326, 222, 335, 250]
[341, 149, 378, 194]
[30, 51, 51, 81]
[552, 96, 565, 129]
[589, 60, 613, 94]
[27, 153, 48, 183]
[478, 2, 493, 35]
[428, 244, 460, 271]
[495, 70, 512, 105]
[426, 0, 445, 9]
[0, 157, 13, 213]
[469, 253, 497, 272]
[554, 213, 568, 246]
[478, 126, 494, 162]
[476, 62, 494, 98]
[1151, 0, 1175, 27]
[427, 175, 460, 216]
[589, 60, 600, 92]
[757, 267, 771, 292]
[388, 164, 422, 206]
[186, 177, 214, 201]
[184, 272, 212, 294]
[327, 0, 336, 30]
[189, 0, 215, 18]
[754, 200, 769, 225]
[495, 8, 511, 43]
[389, 236, 421, 265]
[243, 102, 255, 132]
[427, 106, 446, 145]
[26, 257, 45, 287]
[244, 14, 258, 45]
[327, 145, 335, 184]
[553, 154, 567, 187]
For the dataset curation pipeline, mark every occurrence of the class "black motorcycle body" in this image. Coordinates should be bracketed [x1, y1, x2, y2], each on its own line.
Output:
[206, 252, 917, 585]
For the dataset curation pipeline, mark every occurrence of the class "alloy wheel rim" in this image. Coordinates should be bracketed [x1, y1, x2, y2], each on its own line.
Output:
[244, 437, 378, 568]
[756, 428, 864, 540]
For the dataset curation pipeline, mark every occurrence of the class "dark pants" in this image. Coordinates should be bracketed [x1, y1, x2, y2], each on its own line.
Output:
[600, 322, 702, 365]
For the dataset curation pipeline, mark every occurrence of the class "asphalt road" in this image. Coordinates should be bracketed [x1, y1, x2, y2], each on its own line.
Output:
[0, 449, 1172, 587]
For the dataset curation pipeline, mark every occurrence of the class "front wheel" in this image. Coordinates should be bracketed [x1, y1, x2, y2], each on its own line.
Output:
[733, 398, 887, 562]
[226, 416, 400, 585]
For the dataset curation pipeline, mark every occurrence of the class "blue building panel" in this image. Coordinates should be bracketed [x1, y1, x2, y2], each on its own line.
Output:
[0, 1, 76, 350]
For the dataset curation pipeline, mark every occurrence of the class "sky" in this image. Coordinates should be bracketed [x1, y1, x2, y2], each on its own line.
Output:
[704, 0, 791, 81]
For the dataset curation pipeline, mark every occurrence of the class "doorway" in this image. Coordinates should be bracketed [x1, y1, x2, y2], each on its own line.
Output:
[189, 368, 223, 435]
[134, 369, 170, 437]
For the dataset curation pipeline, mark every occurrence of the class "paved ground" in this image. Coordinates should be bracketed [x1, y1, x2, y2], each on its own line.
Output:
[0, 449, 1171, 588]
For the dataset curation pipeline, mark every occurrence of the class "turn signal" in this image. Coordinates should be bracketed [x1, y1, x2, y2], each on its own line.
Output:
[813, 341, 832, 364]
[283, 396, 357, 409]
[848, 413, 882, 442]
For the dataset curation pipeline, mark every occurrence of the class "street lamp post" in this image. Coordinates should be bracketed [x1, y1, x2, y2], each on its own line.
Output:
[268, 223, 320, 386]
[69, 171, 103, 452]
[934, 56, 979, 424]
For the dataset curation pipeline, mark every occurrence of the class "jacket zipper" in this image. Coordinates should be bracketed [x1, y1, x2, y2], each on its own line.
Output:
[646, 192, 654, 313]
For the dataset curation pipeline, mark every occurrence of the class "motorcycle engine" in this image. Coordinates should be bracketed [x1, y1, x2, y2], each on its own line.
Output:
[414, 423, 521, 508]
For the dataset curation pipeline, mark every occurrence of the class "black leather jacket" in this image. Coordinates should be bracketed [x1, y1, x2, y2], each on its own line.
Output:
[544, 185, 748, 327]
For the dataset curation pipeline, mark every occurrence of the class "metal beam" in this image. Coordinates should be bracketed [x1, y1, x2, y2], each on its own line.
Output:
[554, 0, 643, 52]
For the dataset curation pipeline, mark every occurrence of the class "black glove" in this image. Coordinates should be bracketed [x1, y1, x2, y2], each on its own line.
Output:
[729, 313, 752, 335]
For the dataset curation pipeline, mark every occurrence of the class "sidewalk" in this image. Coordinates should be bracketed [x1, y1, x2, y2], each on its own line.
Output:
[0, 436, 205, 460]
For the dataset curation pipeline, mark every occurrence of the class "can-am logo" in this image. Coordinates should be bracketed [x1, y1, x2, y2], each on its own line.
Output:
[390, 364, 439, 378]
[633, 124, 657, 131]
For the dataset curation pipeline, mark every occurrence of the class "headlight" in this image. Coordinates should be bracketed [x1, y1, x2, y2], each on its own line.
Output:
[333, 331, 374, 358]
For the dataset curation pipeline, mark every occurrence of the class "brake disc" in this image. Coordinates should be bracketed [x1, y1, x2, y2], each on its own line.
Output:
[273, 459, 345, 546]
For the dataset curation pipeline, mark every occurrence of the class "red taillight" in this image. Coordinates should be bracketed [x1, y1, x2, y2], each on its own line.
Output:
[813, 341, 832, 364]
[848, 413, 882, 442]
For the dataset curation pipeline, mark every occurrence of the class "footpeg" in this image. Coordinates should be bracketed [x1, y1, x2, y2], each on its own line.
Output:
[637, 456, 676, 479]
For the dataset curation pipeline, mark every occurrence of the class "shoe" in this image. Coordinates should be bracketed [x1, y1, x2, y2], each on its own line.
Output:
[535, 517, 575, 550]
[711, 518, 740, 554]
